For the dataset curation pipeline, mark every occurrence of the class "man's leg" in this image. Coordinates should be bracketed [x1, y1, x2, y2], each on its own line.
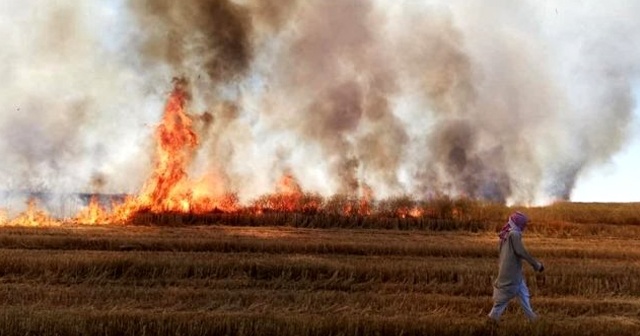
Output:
[516, 280, 538, 321]
[488, 288, 512, 321]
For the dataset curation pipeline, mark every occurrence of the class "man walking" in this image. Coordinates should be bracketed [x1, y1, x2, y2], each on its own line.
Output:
[488, 211, 544, 322]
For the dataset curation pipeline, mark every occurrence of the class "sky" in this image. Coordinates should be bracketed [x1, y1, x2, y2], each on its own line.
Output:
[572, 91, 640, 202]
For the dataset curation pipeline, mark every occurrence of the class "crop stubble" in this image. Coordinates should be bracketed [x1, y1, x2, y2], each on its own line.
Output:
[0, 225, 637, 335]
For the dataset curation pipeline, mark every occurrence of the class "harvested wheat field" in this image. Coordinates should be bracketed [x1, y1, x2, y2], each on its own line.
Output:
[0, 213, 638, 336]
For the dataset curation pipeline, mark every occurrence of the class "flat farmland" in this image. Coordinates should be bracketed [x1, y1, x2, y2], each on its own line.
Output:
[0, 224, 638, 335]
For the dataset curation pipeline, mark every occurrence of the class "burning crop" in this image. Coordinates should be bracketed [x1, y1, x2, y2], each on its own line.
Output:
[1, 78, 462, 227]
[3, 198, 59, 227]
[105, 78, 235, 222]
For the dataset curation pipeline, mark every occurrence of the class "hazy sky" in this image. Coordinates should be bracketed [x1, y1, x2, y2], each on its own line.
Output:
[573, 88, 640, 202]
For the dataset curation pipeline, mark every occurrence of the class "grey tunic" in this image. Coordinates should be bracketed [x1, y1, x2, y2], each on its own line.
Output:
[493, 230, 541, 296]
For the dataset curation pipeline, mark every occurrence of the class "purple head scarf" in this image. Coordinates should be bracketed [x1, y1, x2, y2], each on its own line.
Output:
[498, 211, 528, 242]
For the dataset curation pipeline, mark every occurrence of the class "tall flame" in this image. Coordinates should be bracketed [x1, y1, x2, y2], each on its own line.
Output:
[140, 77, 198, 212]
[109, 78, 208, 221]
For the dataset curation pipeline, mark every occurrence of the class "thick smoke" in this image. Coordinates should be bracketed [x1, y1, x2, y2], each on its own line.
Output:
[130, 0, 252, 83]
[1, 0, 639, 212]
[254, 1, 408, 198]
[0, 1, 159, 214]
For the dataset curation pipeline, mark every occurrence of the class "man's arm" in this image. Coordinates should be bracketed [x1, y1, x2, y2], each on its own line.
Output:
[510, 232, 543, 271]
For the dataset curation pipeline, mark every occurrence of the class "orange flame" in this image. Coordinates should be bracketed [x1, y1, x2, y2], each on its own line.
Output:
[7, 198, 59, 227]
[397, 206, 424, 218]
[248, 173, 323, 214]
[252, 173, 303, 213]
[140, 77, 198, 212]
[344, 184, 374, 216]
[74, 196, 110, 225]
[108, 78, 237, 222]
[359, 184, 373, 216]
[273, 173, 304, 212]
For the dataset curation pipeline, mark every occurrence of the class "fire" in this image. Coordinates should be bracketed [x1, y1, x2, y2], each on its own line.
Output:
[272, 173, 304, 212]
[409, 207, 424, 218]
[109, 196, 138, 223]
[397, 206, 425, 218]
[277, 173, 303, 196]
[187, 176, 239, 213]
[74, 196, 110, 225]
[6, 198, 59, 227]
[359, 184, 373, 216]
[249, 173, 324, 214]
[343, 184, 374, 216]
[109, 78, 236, 222]
[0, 78, 434, 226]
[139, 77, 198, 212]
[252, 173, 305, 213]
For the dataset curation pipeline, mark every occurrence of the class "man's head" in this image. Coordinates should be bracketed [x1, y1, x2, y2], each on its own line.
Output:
[509, 211, 529, 231]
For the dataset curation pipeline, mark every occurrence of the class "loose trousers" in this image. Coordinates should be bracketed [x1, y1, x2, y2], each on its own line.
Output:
[488, 279, 537, 321]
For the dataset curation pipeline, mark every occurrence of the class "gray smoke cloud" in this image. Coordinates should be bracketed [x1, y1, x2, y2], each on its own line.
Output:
[0, 1, 159, 214]
[1, 0, 639, 213]
[251, 1, 408, 199]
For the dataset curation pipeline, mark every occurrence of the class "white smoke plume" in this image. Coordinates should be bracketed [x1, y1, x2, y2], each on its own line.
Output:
[0, 0, 639, 213]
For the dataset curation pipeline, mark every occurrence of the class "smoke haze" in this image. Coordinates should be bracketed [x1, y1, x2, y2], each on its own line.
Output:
[1, 0, 639, 212]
